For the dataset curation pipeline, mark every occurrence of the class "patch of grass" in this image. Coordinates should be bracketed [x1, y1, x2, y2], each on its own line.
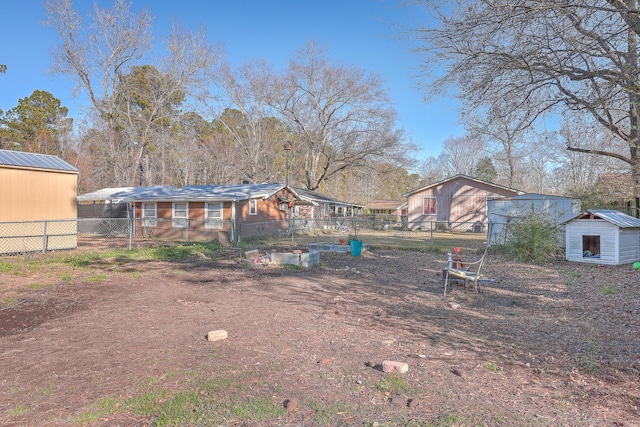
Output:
[0, 260, 22, 274]
[71, 411, 101, 426]
[95, 396, 120, 414]
[603, 285, 616, 295]
[10, 405, 28, 417]
[569, 271, 578, 278]
[35, 384, 55, 396]
[374, 373, 417, 396]
[565, 280, 572, 286]
[153, 390, 200, 426]
[27, 282, 50, 290]
[577, 335, 597, 373]
[485, 362, 499, 372]
[86, 273, 107, 283]
[124, 389, 165, 416]
[434, 413, 471, 426]
[3, 296, 18, 305]
[228, 396, 286, 422]
[308, 400, 353, 426]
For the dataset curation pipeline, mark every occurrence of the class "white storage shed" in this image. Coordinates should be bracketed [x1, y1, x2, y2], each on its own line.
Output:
[487, 194, 581, 246]
[564, 210, 640, 265]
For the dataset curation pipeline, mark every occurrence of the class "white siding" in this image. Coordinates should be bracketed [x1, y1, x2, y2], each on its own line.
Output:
[566, 220, 618, 265]
[489, 195, 580, 246]
[565, 219, 640, 265]
[619, 229, 640, 264]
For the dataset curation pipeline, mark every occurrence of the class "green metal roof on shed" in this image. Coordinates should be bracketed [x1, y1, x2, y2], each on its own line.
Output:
[0, 149, 78, 172]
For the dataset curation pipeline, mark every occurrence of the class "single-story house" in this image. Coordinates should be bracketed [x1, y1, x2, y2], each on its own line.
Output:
[292, 187, 364, 220]
[0, 149, 78, 253]
[366, 200, 407, 221]
[564, 209, 640, 265]
[487, 193, 581, 246]
[402, 174, 523, 231]
[76, 186, 134, 218]
[77, 183, 301, 241]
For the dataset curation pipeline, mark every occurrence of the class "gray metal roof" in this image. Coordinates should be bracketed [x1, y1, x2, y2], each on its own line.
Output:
[78, 183, 288, 202]
[293, 187, 364, 207]
[579, 209, 640, 228]
[0, 149, 78, 172]
[77, 187, 137, 202]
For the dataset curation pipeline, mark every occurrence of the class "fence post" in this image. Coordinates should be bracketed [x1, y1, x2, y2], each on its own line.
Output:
[430, 221, 433, 245]
[186, 218, 190, 243]
[128, 218, 133, 250]
[42, 220, 48, 253]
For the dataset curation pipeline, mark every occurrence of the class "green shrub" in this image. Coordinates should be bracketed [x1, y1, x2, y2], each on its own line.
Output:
[499, 212, 561, 263]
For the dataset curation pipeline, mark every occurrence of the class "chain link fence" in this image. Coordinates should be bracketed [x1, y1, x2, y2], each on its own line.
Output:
[0, 217, 491, 256]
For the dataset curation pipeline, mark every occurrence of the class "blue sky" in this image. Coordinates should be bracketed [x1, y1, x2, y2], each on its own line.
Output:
[0, 0, 463, 159]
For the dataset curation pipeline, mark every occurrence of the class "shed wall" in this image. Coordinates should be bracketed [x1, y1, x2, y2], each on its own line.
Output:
[0, 166, 77, 221]
[619, 229, 640, 264]
[566, 220, 619, 265]
[488, 196, 580, 246]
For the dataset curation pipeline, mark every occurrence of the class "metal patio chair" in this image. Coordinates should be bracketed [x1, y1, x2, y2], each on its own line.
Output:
[443, 245, 491, 297]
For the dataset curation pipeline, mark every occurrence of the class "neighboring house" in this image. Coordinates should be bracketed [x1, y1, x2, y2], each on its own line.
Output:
[76, 186, 134, 218]
[0, 149, 78, 253]
[292, 187, 364, 220]
[594, 173, 639, 216]
[564, 209, 640, 265]
[77, 183, 300, 241]
[594, 173, 633, 199]
[487, 193, 581, 246]
[366, 200, 407, 221]
[402, 174, 523, 231]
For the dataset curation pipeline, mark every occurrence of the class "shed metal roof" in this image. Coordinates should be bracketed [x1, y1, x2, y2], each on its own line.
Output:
[0, 149, 78, 172]
[569, 209, 640, 228]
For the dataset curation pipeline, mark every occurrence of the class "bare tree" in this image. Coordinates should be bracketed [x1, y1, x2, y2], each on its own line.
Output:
[269, 40, 412, 191]
[210, 60, 285, 184]
[437, 135, 486, 177]
[553, 114, 629, 195]
[45, 0, 220, 186]
[409, 1, 640, 213]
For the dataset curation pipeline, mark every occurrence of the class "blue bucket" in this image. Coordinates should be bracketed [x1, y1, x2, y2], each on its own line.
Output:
[350, 240, 363, 257]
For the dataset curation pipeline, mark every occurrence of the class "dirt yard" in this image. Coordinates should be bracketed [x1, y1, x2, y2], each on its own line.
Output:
[1, 247, 639, 426]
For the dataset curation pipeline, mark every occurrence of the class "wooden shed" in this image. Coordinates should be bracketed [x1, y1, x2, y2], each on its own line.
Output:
[0, 149, 78, 253]
[565, 210, 640, 265]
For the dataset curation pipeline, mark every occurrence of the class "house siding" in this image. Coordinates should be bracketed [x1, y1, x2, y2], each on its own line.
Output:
[406, 177, 518, 229]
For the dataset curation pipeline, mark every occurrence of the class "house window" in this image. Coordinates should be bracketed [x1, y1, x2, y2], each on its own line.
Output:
[172, 202, 188, 228]
[142, 203, 157, 227]
[323, 204, 330, 216]
[249, 198, 257, 215]
[582, 235, 600, 258]
[205, 202, 223, 229]
[423, 197, 437, 215]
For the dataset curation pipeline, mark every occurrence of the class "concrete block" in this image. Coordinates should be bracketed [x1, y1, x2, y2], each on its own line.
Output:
[382, 360, 409, 374]
[207, 330, 228, 342]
